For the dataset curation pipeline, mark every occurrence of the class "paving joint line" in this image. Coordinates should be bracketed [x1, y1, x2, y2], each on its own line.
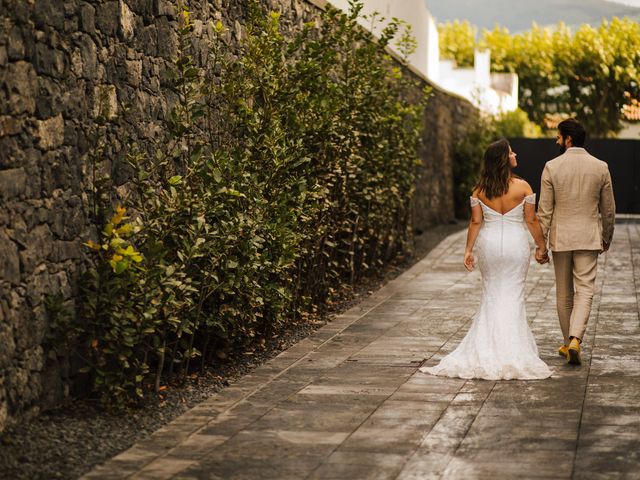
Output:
[629, 225, 640, 319]
[302, 234, 470, 479]
[443, 380, 499, 475]
[569, 247, 609, 480]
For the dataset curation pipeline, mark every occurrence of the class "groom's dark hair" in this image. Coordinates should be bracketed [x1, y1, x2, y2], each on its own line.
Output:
[558, 118, 586, 147]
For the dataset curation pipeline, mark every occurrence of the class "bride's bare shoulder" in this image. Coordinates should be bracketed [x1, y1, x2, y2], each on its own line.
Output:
[511, 177, 533, 195]
[511, 177, 528, 187]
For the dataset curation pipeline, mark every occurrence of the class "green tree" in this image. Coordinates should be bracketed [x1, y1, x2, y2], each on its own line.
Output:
[563, 18, 640, 136]
[438, 20, 477, 67]
[478, 25, 513, 72]
[441, 17, 640, 136]
[482, 23, 571, 127]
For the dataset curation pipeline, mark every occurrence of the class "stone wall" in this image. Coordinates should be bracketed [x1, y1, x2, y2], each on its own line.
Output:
[0, 0, 475, 431]
[414, 85, 476, 229]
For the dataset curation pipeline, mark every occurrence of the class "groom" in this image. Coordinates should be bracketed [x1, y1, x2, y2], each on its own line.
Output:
[537, 118, 616, 365]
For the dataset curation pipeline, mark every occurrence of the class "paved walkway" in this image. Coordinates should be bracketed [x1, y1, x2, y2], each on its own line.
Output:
[83, 221, 640, 480]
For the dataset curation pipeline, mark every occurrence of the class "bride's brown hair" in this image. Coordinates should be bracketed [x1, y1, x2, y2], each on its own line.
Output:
[475, 138, 513, 200]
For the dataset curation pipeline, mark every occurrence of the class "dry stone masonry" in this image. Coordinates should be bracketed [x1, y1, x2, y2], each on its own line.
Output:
[0, 0, 475, 432]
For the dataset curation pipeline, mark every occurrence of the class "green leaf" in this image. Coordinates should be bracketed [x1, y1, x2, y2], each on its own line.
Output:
[114, 261, 128, 274]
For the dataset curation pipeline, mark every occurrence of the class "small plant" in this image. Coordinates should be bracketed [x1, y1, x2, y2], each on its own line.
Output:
[85, 206, 143, 274]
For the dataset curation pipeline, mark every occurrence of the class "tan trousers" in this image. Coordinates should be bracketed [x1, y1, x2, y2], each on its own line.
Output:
[551, 250, 599, 344]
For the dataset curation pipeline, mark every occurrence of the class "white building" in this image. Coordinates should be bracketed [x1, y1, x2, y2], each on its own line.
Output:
[438, 50, 519, 115]
[327, 0, 518, 115]
[327, 0, 439, 80]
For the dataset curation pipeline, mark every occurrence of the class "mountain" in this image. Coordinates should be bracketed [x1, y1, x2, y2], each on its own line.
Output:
[425, 0, 640, 32]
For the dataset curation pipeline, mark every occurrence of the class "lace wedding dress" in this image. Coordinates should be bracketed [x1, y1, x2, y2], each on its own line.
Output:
[419, 194, 552, 380]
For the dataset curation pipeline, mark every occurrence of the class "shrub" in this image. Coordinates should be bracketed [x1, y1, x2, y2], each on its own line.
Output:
[493, 108, 542, 138]
[78, 1, 430, 406]
[453, 111, 495, 219]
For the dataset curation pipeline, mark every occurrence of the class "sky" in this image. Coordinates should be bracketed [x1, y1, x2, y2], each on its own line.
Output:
[608, 0, 640, 5]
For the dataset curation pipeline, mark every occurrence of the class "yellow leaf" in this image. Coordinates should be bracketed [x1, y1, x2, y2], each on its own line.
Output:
[116, 224, 132, 235]
[84, 240, 101, 251]
[110, 237, 125, 248]
[111, 205, 126, 225]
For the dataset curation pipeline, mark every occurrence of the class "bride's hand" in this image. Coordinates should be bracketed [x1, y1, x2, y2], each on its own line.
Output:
[535, 246, 549, 264]
[463, 250, 475, 271]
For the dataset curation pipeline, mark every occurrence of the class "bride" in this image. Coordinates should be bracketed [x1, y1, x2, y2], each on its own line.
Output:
[420, 139, 552, 380]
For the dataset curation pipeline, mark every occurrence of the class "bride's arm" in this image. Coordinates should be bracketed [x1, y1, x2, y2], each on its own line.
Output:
[523, 191, 547, 260]
[464, 196, 483, 271]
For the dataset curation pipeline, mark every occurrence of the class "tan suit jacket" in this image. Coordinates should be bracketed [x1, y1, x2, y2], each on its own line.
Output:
[538, 147, 616, 252]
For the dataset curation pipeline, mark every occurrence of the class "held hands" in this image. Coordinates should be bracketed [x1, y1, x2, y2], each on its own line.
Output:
[535, 246, 549, 264]
[599, 241, 610, 255]
[466, 247, 549, 269]
[463, 250, 475, 272]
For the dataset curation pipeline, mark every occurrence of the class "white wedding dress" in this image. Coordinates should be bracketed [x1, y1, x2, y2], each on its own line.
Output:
[419, 194, 552, 380]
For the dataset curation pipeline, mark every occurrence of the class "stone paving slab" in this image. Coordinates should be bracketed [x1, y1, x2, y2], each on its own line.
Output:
[82, 222, 640, 480]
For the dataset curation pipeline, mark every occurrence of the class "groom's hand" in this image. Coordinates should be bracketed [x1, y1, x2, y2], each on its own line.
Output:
[535, 247, 549, 264]
[600, 241, 610, 254]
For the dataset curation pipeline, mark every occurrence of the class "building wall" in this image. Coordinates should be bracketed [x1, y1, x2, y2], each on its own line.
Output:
[618, 122, 640, 139]
[327, 0, 439, 81]
[0, 0, 476, 431]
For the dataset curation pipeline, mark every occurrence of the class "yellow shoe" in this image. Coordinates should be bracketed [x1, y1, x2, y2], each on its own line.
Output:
[558, 344, 568, 358]
[567, 338, 581, 365]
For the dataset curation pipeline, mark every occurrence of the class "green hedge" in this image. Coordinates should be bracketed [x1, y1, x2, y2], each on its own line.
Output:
[74, 1, 430, 405]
